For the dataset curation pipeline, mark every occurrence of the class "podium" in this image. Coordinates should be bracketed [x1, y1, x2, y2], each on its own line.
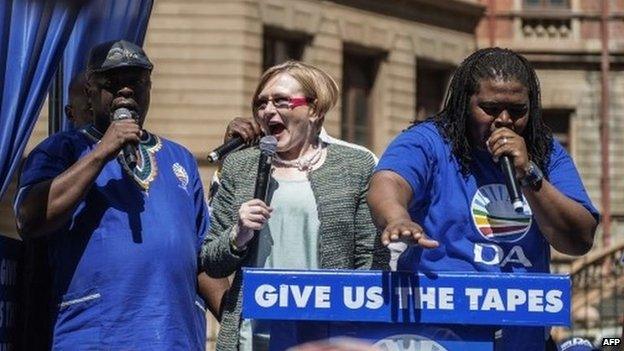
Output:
[242, 268, 571, 350]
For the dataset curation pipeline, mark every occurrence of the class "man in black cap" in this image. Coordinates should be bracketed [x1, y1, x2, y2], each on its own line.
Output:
[15, 40, 228, 349]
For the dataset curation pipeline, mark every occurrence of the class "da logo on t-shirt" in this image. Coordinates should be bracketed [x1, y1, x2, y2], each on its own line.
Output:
[471, 184, 532, 243]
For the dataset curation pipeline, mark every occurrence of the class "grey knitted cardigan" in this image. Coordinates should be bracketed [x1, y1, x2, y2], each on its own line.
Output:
[200, 143, 389, 351]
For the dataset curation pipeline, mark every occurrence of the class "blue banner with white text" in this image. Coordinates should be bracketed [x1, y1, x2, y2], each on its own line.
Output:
[242, 268, 571, 327]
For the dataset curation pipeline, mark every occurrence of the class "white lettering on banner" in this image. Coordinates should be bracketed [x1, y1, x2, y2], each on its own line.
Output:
[474, 243, 533, 267]
[291, 285, 314, 308]
[482, 289, 505, 311]
[528, 289, 544, 312]
[464, 288, 563, 313]
[507, 289, 527, 311]
[545, 290, 563, 313]
[438, 288, 454, 310]
[366, 287, 384, 309]
[279, 285, 289, 307]
[254, 284, 332, 308]
[395, 287, 412, 309]
[255, 284, 277, 307]
[343, 287, 384, 309]
[252, 284, 564, 313]
[344, 286, 364, 309]
[465, 288, 483, 310]
[395, 287, 457, 310]
[315, 286, 331, 308]
[417, 287, 437, 309]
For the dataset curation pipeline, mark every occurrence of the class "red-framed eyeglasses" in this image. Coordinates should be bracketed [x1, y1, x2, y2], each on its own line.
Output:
[254, 96, 311, 111]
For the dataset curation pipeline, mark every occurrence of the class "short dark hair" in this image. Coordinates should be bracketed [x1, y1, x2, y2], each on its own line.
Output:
[430, 47, 553, 176]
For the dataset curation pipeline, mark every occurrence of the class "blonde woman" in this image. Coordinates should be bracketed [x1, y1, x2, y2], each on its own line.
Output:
[201, 61, 388, 351]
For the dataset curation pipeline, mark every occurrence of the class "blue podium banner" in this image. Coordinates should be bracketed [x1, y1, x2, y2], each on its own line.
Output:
[242, 268, 571, 327]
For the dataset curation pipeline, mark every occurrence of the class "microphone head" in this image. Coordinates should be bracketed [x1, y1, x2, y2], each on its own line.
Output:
[259, 136, 277, 156]
[113, 107, 134, 121]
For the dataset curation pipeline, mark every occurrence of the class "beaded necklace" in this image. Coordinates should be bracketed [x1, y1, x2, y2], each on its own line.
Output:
[273, 143, 323, 172]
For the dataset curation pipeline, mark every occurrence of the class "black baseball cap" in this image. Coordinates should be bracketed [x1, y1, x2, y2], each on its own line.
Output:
[87, 40, 153, 73]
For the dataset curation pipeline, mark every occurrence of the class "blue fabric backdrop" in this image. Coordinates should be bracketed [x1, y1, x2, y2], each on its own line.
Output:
[0, 0, 82, 199]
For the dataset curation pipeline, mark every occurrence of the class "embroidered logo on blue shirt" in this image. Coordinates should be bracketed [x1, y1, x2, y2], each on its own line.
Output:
[172, 163, 189, 191]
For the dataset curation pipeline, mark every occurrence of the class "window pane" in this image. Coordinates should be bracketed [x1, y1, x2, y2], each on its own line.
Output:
[542, 109, 572, 151]
[353, 89, 369, 146]
[523, 0, 542, 7]
[263, 31, 306, 71]
[341, 53, 378, 148]
[416, 59, 454, 121]
[523, 0, 570, 8]
[548, 0, 569, 8]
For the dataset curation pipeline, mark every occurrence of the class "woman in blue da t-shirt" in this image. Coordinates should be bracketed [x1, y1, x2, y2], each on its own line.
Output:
[369, 48, 599, 350]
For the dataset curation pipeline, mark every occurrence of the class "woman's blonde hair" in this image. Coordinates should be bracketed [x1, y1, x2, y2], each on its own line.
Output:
[252, 60, 339, 118]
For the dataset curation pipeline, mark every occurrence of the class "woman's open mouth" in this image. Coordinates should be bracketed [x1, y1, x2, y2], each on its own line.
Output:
[268, 121, 286, 136]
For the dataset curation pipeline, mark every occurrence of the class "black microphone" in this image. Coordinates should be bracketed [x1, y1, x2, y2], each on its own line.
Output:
[207, 137, 246, 163]
[253, 136, 277, 203]
[500, 155, 524, 212]
[112, 107, 137, 169]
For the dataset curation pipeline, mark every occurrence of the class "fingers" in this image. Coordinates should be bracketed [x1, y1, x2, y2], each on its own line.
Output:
[490, 139, 522, 159]
[98, 120, 141, 160]
[418, 237, 440, 249]
[238, 199, 272, 231]
[381, 220, 439, 249]
[226, 117, 262, 143]
[113, 121, 141, 144]
[487, 128, 514, 153]
[239, 218, 265, 231]
[487, 128, 529, 171]
[243, 198, 272, 210]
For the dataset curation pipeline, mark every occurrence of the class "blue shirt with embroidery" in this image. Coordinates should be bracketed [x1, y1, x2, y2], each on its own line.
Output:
[376, 121, 599, 350]
[16, 128, 209, 350]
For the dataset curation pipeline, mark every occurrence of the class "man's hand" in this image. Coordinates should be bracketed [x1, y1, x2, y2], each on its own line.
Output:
[381, 219, 439, 248]
[225, 117, 262, 144]
[95, 119, 141, 162]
